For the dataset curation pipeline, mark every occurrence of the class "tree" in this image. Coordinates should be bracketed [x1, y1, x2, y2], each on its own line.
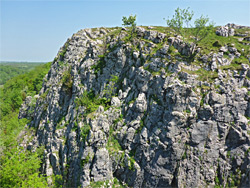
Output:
[0, 147, 48, 188]
[122, 14, 137, 40]
[165, 7, 214, 43]
[194, 15, 215, 42]
[165, 7, 194, 41]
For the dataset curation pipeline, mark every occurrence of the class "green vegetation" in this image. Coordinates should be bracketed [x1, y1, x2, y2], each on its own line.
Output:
[91, 55, 106, 75]
[182, 151, 187, 160]
[122, 14, 137, 40]
[220, 62, 242, 71]
[165, 7, 194, 41]
[196, 30, 250, 55]
[0, 62, 44, 85]
[58, 42, 69, 60]
[182, 67, 218, 82]
[113, 114, 123, 125]
[81, 153, 91, 167]
[0, 62, 51, 187]
[89, 177, 125, 188]
[165, 7, 214, 43]
[0, 10, 249, 188]
[61, 67, 73, 89]
[107, 125, 123, 156]
[80, 124, 91, 142]
[0, 146, 47, 188]
[136, 116, 146, 134]
[193, 15, 214, 43]
[0, 62, 51, 117]
[128, 156, 136, 171]
[75, 90, 110, 117]
[89, 180, 108, 187]
[103, 75, 119, 100]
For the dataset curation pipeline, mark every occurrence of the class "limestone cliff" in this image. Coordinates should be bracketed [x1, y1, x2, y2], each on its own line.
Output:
[19, 25, 250, 187]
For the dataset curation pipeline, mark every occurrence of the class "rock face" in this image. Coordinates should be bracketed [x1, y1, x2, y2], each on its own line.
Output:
[216, 26, 234, 37]
[19, 26, 250, 187]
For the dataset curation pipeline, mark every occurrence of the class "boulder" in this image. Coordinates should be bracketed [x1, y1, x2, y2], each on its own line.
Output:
[216, 26, 234, 37]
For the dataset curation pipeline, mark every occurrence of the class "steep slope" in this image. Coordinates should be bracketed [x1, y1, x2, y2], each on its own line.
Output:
[19, 25, 250, 187]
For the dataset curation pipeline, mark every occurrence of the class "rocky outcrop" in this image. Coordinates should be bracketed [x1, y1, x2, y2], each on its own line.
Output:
[19, 26, 250, 187]
[216, 26, 234, 37]
[226, 23, 250, 30]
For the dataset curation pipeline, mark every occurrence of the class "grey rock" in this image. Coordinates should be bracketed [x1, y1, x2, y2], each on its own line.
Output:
[91, 148, 112, 182]
[159, 45, 169, 55]
[228, 46, 237, 53]
[219, 46, 228, 53]
[216, 26, 235, 37]
[17, 26, 250, 188]
[136, 27, 146, 37]
[235, 33, 248, 37]
[191, 120, 216, 149]
[135, 93, 147, 113]
[211, 61, 217, 71]
[244, 37, 250, 41]
[111, 97, 121, 107]
[144, 30, 158, 42]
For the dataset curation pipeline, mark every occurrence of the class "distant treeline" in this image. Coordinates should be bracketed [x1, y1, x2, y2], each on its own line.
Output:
[0, 62, 45, 85]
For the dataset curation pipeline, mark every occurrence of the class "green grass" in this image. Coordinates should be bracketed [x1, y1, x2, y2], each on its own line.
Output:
[195, 30, 250, 55]
[107, 125, 123, 156]
[182, 67, 218, 82]
[128, 156, 136, 171]
[113, 114, 123, 125]
[220, 63, 242, 71]
[234, 28, 250, 36]
[219, 56, 249, 71]
[75, 90, 110, 117]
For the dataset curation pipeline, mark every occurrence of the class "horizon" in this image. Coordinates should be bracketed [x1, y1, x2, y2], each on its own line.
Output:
[1, 0, 249, 62]
[0, 60, 47, 63]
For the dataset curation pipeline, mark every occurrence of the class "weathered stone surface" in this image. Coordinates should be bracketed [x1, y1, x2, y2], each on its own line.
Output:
[18, 26, 250, 188]
[216, 25, 235, 37]
[91, 148, 112, 182]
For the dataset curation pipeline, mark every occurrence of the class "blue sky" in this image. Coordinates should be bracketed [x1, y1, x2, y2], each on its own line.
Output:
[0, 0, 249, 62]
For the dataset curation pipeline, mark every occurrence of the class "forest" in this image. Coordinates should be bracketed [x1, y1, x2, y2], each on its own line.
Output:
[0, 62, 44, 86]
[0, 62, 51, 187]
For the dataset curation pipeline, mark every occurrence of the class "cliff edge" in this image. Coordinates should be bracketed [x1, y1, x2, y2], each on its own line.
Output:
[19, 25, 250, 187]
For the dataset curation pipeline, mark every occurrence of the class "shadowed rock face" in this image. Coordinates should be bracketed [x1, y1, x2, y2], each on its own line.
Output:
[19, 26, 250, 187]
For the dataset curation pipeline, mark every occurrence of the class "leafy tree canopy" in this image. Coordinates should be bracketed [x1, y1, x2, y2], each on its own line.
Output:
[0, 62, 51, 187]
[122, 14, 137, 28]
[122, 14, 137, 40]
[165, 7, 215, 43]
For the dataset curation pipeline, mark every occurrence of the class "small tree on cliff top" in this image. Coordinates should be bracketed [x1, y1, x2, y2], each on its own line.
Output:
[165, 7, 214, 43]
[194, 15, 215, 42]
[122, 14, 137, 39]
[165, 7, 194, 40]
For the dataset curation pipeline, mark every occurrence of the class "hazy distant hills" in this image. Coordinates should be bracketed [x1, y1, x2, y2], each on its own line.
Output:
[0, 62, 46, 85]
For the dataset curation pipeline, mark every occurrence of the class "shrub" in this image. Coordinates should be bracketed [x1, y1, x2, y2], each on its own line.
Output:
[165, 7, 214, 43]
[61, 67, 73, 89]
